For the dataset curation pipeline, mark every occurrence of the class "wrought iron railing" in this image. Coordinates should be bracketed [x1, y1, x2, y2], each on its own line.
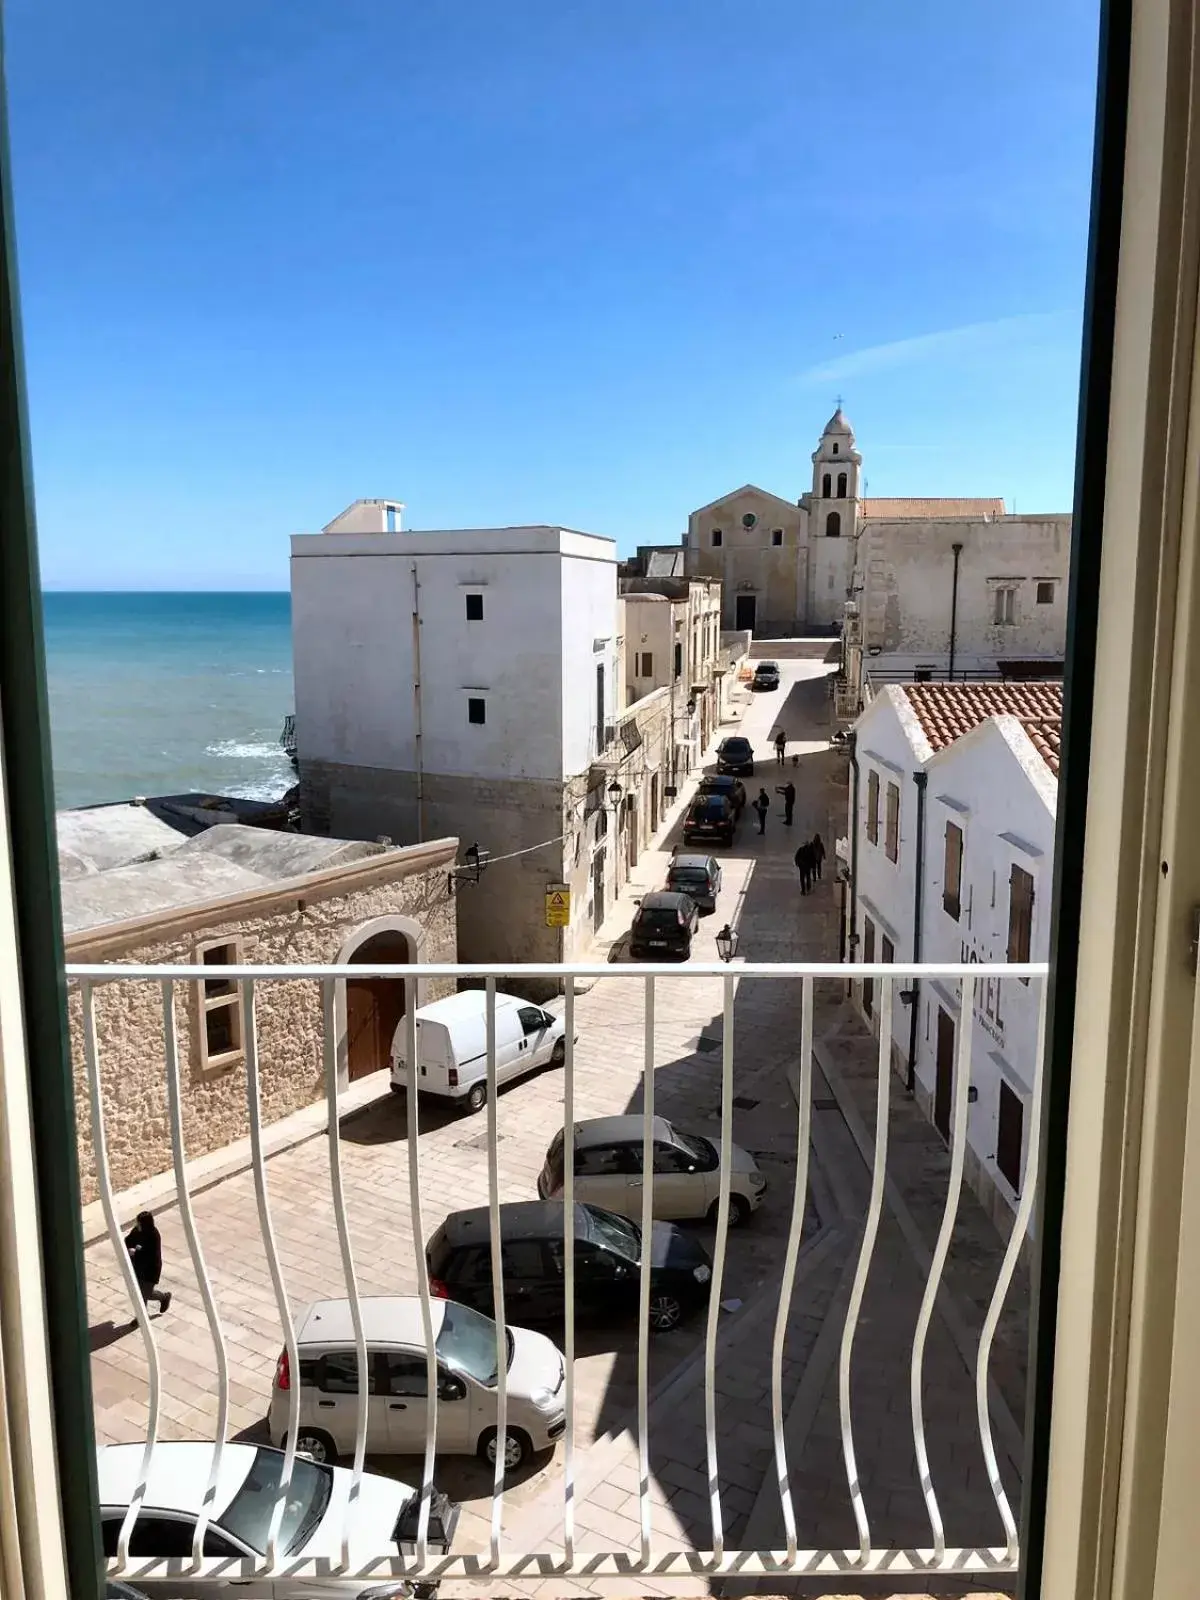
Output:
[70, 958, 1046, 1592]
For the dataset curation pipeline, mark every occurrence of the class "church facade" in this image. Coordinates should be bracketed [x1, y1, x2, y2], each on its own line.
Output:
[685, 410, 1071, 678]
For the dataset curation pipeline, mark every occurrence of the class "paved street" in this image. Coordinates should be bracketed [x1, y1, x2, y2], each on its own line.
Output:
[85, 651, 1028, 1598]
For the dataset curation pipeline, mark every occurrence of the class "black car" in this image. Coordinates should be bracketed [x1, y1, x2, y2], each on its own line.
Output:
[752, 661, 780, 691]
[683, 794, 735, 846]
[697, 773, 746, 815]
[716, 736, 755, 776]
[426, 1201, 712, 1333]
[629, 890, 700, 958]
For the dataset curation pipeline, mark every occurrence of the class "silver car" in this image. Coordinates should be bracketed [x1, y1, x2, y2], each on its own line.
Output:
[537, 1115, 767, 1226]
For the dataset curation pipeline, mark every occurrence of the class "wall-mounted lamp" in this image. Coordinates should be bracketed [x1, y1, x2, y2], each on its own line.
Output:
[967, 1085, 979, 1104]
[448, 841, 490, 895]
[715, 924, 739, 963]
[899, 988, 917, 1007]
[607, 779, 623, 808]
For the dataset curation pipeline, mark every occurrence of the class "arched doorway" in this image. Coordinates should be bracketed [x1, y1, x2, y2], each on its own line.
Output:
[335, 917, 424, 1084]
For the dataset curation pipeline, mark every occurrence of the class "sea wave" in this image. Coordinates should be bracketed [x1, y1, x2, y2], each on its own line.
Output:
[218, 775, 295, 803]
[206, 738, 285, 760]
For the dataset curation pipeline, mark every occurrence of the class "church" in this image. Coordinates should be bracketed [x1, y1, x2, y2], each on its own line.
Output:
[684, 409, 1071, 679]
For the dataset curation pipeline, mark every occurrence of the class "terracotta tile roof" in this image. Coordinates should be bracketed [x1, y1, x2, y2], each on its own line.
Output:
[900, 681, 1063, 777]
[862, 496, 1006, 519]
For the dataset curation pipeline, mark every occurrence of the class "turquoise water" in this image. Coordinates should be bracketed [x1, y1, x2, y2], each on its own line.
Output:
[42, 592, 295, 809]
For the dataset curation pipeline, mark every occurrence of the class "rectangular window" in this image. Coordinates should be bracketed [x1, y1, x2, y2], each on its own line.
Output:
[866, 769, 880, 845]
[994, 586, 1017, 625]
[1007, 863, 1035, 980]
[944, 821, 963, 919]
[997, 1079, 1024, 1191]
[1036, 580, 1055, 604]
[880, 932, 895, 976]
[772, 528, 783, 546]
[465, 592, 484, 621]
[711, 528, 723, 547]
[639, 651, 653, 677]
[885, 781, 900, 863]
[862, 918, 876, 1018]
[467, 697, 486, 725]
[197, 940, 242, 1069]
[595, 663, 605, 746]
[673, 642, 683, 679]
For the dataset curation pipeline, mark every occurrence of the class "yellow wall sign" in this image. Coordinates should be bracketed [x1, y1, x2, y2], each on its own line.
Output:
[545, 884, 571, 927]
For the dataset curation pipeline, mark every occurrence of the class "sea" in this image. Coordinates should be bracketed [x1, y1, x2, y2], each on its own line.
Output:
[43, 592, 296, 811]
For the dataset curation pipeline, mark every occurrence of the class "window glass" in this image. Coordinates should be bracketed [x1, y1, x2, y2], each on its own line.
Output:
[518, 1005, 546, 1036]
[501, 1240, 546, 1280]
[653, 1142, 694, 1174]
[466, 592, 484, 620]
[319, 1352, 376, 1394]
[467, 697, 486, 724]
[448, 1245, 491, 1286]
[576, 1144, 625, 1177]
[383, 1354, 428, 1397]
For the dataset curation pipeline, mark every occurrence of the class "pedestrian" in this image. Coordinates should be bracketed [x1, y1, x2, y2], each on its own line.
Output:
[775, 781, 796, 825]
[811, 833, 826, 880]
[753, 789, 770, 835]
[124, 1210, 171, 1315]
[794, 842, 813, 894]
[774, 730, 787, 766]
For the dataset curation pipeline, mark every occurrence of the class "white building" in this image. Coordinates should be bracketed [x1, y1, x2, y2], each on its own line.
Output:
[685, 410, 1071, 677]
[291, 504, 622, 980]
[620, 575, 724, 782]
[846, 681, 1061, 1231]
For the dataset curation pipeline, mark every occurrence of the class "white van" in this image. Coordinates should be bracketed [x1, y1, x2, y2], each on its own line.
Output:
[389, 989, 568, 1113]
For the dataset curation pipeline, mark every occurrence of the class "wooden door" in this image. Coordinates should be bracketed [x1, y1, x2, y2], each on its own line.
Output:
[997, 1079, 1024, 1191]
[735, 594, 757, 633]
[346, 931, 410, 1081]
[935, 1008, 955, 1140]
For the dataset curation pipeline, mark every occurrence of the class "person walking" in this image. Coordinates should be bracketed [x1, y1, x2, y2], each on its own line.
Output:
[775, 781, 796, 825]
[812, 833, 826, 880]
[753, 789, 770, 835]
[124, 1210, 171, 1314]
[794, 842, 813, 894]
[774, 730, 787, 766]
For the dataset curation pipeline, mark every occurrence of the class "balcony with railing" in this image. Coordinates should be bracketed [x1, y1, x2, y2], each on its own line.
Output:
[72, 955, 1046, 1595]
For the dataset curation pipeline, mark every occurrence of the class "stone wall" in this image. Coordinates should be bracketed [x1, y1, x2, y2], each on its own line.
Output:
[69, 851, 457, 1202]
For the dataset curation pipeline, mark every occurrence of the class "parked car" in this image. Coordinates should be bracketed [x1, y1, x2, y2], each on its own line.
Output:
[97, 1441, 433, 1594]
[628, 890, 699, 959]
[390, 989, 568, 1113]
[426, 1201, 712, 1333]
[665, 852, 722, 912]
[537, 1115, 767, 1226]
[269, 1295, 565, 1472]
[716, 736, 755, 776]
[752, 661, 781, 691]
[696, 773, 746, 815]
[683, 794, 735, 846]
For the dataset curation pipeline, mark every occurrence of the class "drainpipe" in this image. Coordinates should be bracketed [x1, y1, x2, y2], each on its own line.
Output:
[411, 562, 424, 841]
[847, 731, 860, 994]
[907, 769, 928, 1093]
[948, 541, 963, 682]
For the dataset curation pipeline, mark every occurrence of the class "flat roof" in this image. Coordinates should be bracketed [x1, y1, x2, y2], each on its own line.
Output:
[292, 525, 616, 562]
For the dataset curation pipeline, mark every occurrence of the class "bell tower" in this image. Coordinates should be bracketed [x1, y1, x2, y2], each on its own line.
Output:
[810, 404, 862, 537]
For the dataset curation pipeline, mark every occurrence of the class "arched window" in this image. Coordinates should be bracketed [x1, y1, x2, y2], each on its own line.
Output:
[837, 472, 847, 498]
[822, 473, 832, 498]
[833, 442, 839, 455]
[826, 511, 841, 537]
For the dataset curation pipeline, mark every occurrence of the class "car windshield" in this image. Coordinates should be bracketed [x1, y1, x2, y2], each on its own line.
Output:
[637, 906, 682, 927]
[436, 1299, 513, 1387]
[218, 1449, 332, 1556]
[670, 1128, 714, 1164]
[585, 1205, 641, 1260]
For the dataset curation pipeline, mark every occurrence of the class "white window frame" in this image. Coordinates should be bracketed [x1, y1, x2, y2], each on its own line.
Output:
[195, 937, 244, 1071]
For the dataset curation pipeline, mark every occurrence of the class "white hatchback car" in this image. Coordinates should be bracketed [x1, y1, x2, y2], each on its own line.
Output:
[537, 1115, 767, 1226]
[270, 1296, 566, 1473]
[98, 1439, 425, 1596]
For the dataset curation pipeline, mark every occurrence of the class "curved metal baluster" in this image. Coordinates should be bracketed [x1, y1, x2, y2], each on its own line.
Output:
[637, 976, 655, 1567]
[322, 978, 370, 1571]
[162, 981, 229, 1572]
[772, 975, 813, 1565]
[404, 976, 439, 1570]
[911, 972, 976, 1564]
[976, 978, 1047, 1564]
[243, 979, 299, 1570]
[703, 974, 736, 1561]
[839, 975, 892, 1565]
[485, 978, 507, 1569]
[83, 980, 162, 1571]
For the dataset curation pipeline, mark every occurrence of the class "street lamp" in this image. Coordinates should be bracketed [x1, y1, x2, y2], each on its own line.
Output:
[715, 924, 738, 963]
[447, 841, 490, 895]
[607, 779, 623, 808]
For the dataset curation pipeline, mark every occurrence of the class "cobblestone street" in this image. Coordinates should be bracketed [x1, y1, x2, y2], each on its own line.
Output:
[85, 654, 1026, 1597]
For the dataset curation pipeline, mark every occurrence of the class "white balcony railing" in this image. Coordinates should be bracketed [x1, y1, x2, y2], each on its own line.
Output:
[70, 958, 1047, 1594]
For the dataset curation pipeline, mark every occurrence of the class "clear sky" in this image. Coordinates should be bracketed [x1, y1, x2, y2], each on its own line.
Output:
[6, 0, 1099, 590]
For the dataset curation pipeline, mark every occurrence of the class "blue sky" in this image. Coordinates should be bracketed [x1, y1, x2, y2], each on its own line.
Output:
[7, 0, 1099, 589]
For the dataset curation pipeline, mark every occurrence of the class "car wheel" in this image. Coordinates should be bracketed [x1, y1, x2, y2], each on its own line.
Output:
[465, 1081, 487, 1114]
[479, 1426, 532, 1472]
[294, 1427, 337, 1464]
[727, 1194, 753, 1228]
[648, 1293, 684, 1332]
[550, 1038, 566, 1067]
